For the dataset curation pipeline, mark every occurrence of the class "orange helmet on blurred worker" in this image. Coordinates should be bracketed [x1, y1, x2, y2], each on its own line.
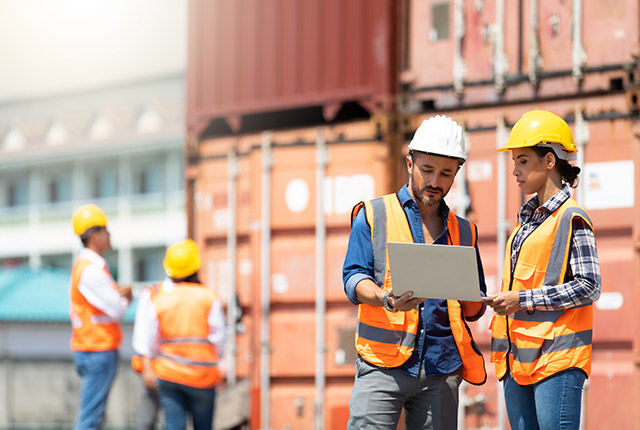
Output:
[163, 239, 202, 279]
[408, 115, 467, 165]
[499, 110, 577, 161]
[72, 204, 108, 236]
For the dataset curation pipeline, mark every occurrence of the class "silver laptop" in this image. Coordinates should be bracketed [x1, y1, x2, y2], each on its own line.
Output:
[387, 242, 482, 301]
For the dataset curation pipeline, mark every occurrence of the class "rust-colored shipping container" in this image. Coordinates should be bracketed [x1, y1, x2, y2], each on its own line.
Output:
[191, 121, 389, 429]
[187, 0, 398, 137]
[404, 0, 639, 110]
[187, 1, 640, 429]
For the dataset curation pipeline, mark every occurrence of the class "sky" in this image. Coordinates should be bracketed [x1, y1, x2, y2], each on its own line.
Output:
[0, 0, 187, 102]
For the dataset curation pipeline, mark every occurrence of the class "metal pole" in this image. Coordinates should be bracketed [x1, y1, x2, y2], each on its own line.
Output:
[227, 145, 239, 385]
[453, 0, 466, 96]
[574, 108, 589, 205]
[493, 0, 508, 92]
[574, 108, 589, 430]
[528, 0, 541, 87]
[496, 115, 508, 430]
[260, 131, 272, 430]
[572, 0, 586, 85]
[314, 128, 328, 430]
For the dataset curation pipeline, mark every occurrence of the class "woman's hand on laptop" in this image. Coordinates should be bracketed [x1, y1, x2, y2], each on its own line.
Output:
[482, 291, 521, 315]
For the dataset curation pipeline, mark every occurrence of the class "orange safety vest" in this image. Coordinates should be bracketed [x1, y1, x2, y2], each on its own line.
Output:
[131, 282, 167, 373]
[352, 193, 487, 385]
[69, 258, 122, 351]
[490, 198, 594, 385]
[151, 282, 221, 389]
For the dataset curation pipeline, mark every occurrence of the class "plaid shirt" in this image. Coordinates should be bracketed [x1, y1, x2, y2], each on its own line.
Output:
[510, 186, 601, 311]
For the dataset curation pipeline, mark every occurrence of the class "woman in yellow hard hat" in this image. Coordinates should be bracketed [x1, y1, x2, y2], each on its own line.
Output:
[132, 239, 225, 430]
[483, 110, 601, 429]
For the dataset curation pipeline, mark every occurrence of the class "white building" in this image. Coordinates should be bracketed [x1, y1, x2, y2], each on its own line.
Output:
[0, 75, 188, 428]
[0, 74, 186, 286]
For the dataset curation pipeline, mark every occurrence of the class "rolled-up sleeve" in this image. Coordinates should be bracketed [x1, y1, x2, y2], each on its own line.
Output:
[132, 287, 159, 357]
[78, 265, 129, 320]
[520, 217, 601, 311]
[342, 210, 376, 305]
[208, 298, 227, 358]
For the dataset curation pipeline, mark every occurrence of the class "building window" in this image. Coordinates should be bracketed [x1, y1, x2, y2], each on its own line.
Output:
[134, 163, 163, 195]
[41, 253, 72, 271]
[7, 179, 28, 207]
[92, 169, 118, 199]
[430, 2, 450, 41]
[0, 256, 28, 268]
[47, 174, 72, 204]
[134, 247, 165, 283]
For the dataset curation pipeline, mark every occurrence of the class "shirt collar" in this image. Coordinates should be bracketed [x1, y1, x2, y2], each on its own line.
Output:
[518, 185, 572, 223]
[79, 247, 107, 268]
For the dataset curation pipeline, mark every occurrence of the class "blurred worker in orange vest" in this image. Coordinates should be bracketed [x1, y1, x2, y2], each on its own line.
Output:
[131, 280, 170, 430]
[69, 204, 133, 430]
[132, 239, 226, 430]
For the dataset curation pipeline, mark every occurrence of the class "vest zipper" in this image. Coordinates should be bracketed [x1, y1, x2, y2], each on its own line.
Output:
[504, 224, 533, 380]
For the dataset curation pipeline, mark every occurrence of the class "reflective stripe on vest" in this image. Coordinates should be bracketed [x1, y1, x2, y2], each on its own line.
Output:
[490, 199, 594, 385]
[352, 193, 486, 384]
[158, 352, 218, 367]
[161, 337, 213, 344]
[91, 315, 117, 324]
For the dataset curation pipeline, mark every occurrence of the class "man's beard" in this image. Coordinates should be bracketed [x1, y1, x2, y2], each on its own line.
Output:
[410, 171, 445, 207]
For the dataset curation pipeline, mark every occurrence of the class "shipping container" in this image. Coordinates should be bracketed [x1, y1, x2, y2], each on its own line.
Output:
[190, 120, 391, 429]
[403, 0, 639, 111]
[187, 0, 398, 137]
[189, 105, 640, 429]
[188, 0, 640, 428]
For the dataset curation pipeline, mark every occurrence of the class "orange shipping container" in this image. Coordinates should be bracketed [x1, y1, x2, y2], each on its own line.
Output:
[189, 102, 640, 429]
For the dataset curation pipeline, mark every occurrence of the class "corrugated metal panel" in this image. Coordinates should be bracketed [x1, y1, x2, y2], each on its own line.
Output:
[193, 120, 386, 429]
[187, 0, 397, 137]
[404, 0, 639, 110]
[188, 2, 640, 428]
[191, 108, 640, 429]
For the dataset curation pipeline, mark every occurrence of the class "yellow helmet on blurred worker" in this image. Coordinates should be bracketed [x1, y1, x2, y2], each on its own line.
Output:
[499, 110, 577, 161]
[163, 239, 202, 279]
[72, 204, 108, 236]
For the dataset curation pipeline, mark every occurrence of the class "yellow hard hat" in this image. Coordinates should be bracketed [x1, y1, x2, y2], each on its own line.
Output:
[499, 110, 577, 160]
[72, 204, 108, 236]
[163, 239, 202, 279]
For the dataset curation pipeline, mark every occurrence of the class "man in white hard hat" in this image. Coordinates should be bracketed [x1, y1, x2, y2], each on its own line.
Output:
[343, 115, 488, 429]
[69, 204, 133, 430]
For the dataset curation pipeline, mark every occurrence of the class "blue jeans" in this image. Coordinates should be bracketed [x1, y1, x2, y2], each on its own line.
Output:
[73, 350, 119, 430]
[157, 379, 216, 430]
[504, 369, 586, 430]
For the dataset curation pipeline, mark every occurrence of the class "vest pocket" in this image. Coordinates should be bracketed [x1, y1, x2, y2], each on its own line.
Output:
[512, 261, 546, 293]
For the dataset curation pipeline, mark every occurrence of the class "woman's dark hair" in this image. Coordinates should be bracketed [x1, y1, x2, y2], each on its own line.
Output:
[171, 272, 201, 284]
[532, 146, 581, 188]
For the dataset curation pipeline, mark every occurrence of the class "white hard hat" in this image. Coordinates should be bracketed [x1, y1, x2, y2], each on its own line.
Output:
[408, 115, 467, 165]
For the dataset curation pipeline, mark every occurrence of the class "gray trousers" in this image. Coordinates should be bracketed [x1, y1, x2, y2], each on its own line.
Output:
[347, 357, 463, 430]
[137, 385, 161, 430]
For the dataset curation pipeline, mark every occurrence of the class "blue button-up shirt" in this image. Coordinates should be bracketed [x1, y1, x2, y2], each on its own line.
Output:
[343, 185, 487, 377]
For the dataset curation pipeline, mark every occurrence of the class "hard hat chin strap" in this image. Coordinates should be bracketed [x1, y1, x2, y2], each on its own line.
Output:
[535, 142, 577, 162]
